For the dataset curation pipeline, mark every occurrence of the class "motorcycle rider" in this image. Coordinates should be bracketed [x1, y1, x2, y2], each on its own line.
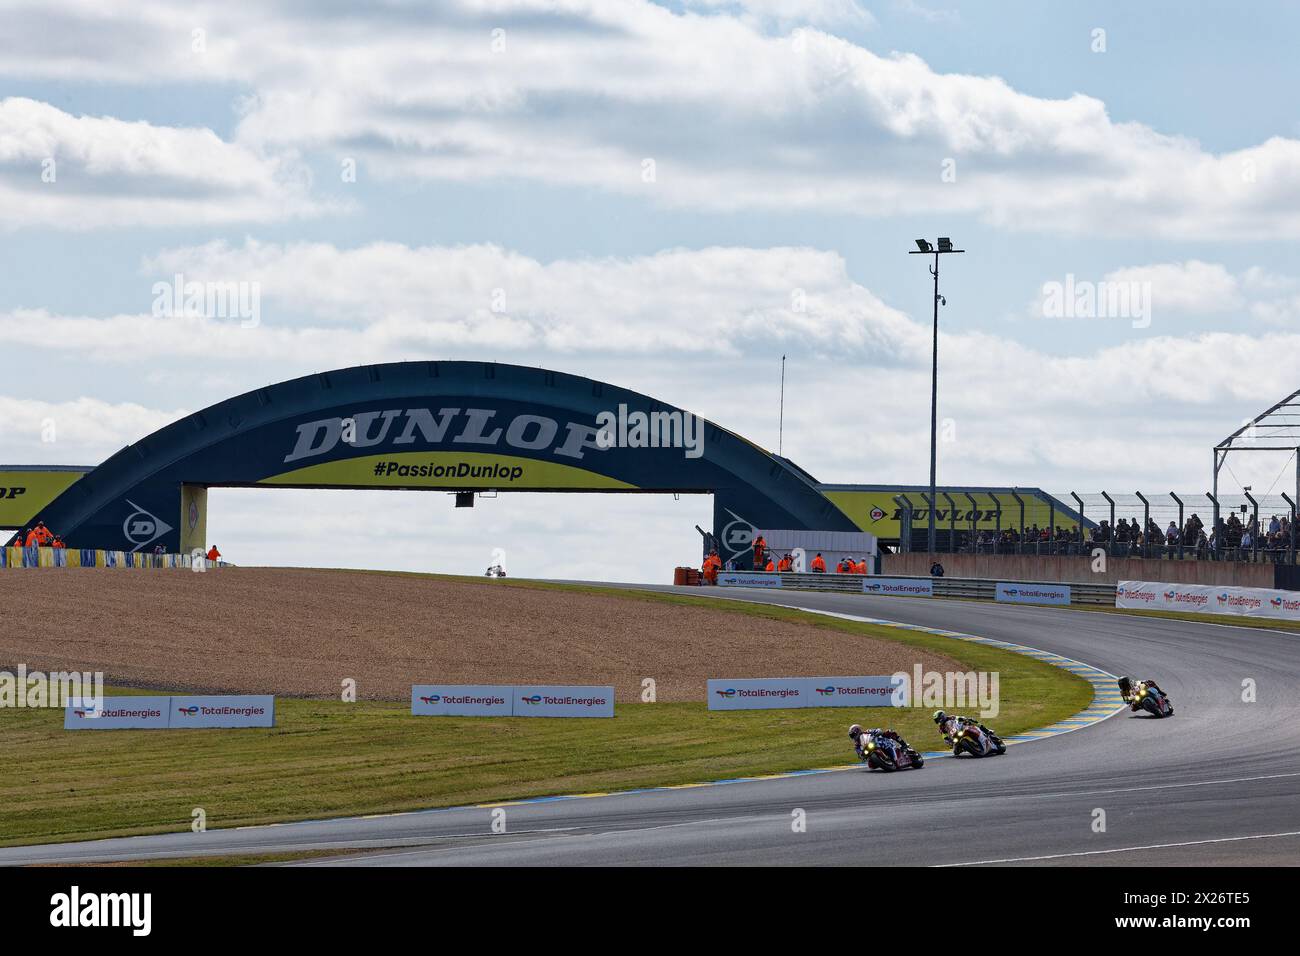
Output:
[848, 723, 915, 761]
[932, 710, 1004, 752]
[1117, 676, 1173, 714]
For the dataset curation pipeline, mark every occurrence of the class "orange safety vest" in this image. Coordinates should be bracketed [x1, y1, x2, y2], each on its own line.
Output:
[811, 555, 826, 572]
[207, 547, 221, 561]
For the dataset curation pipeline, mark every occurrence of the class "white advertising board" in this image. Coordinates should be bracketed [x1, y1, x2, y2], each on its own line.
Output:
[996, 582, 1071, 606]
[65, 695, 276, 730]
[862, 577, 933, 597]
[707, 676, 896, 710]
[717, 571, 783, 588]
[513, 685, 614, 718]
[1116, 580, 1300, 621]
[806, 676, 898, 707]
[171, 695, 275, 728]
[64, 696, 171, 730]
[708, 677, 810, 710]
[411, 684, 513, 716]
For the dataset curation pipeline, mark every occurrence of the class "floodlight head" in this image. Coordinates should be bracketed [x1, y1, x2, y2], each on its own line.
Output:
[914, 239, 932, 252]
[937, 237, 953, 252]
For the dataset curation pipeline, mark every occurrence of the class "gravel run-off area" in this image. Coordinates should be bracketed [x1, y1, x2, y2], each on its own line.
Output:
[0, 568, 960, 702]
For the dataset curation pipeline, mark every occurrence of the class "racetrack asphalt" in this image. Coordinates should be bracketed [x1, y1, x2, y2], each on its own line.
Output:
[2, 587, 1297, 867]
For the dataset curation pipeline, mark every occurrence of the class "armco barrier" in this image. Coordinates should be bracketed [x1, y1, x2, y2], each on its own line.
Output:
[704, 570, 1116, 606]
[883, 552, 1278, 589]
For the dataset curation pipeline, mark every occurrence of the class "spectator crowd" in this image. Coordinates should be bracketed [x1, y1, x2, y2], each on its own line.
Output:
[960, 510, 1296, 561]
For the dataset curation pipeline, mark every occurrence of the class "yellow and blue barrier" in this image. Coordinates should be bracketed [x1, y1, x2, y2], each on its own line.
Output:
[0, 546, 194, 569]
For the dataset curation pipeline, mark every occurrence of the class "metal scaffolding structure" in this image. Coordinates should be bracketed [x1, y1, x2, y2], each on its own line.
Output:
[1213, 388, 1300, 534]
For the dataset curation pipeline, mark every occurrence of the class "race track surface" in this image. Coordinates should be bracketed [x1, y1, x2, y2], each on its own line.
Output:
[3, 588, 1298, 867]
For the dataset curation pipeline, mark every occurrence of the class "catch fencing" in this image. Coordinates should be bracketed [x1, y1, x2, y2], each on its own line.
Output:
[896, 490, 1300, 565]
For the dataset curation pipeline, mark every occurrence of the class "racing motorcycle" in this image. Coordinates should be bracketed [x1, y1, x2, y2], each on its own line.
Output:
[947, 721, 1007, 758]
[861, 732, 925, 772]
[1128, 680, 1174, 718]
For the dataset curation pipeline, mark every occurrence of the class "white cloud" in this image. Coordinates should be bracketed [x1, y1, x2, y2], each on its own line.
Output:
[1, 2, 1296, 236]
[0, 98, 327, 229]
[140, 239, 923, 359]
[892, 0, 958, 24]
[1101, 261, 1243, 314]
[1025, 259, 1300, 326]
[680, 0, 875, 31]
[0, 395, 185, 464]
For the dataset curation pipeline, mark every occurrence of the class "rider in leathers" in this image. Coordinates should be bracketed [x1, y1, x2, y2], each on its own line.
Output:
[1117, 676, 1173, 714]
[848, 724, 915, 761]
[933, 710, 1003, 752]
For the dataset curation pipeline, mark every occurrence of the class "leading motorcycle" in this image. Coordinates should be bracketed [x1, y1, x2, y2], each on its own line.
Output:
[1128, 680, 1174, 718]
[947, 721, 1006, 757]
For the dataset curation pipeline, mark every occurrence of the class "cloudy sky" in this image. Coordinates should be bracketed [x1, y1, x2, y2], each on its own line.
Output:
[3, 0, 1298, 581]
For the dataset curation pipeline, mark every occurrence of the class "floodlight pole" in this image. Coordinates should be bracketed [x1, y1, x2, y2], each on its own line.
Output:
[910, 239, 964, 554]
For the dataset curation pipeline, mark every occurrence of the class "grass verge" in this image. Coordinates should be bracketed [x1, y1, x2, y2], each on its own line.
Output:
[0, 583, 1091, 848]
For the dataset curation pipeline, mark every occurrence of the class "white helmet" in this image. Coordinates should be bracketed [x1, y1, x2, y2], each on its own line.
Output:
[848, 723, 863, 740]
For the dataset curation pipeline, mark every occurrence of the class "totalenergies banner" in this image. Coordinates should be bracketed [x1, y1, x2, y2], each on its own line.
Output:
[707, 676, 895, 711]
[717, 571, 783, 588]
[410, 684, 614, 717]
[65, 695, 275, 729]
[862, 577, 933, 597]
[996, 582, 1071, 606]
[1116, 580, 1300, 621]
[411, 684, 513, 716]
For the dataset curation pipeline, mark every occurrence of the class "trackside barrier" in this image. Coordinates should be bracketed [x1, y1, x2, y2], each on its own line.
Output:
[707, 676, 896, 711]
[411, 684, 614, 717]
[862, 577, 934, 597]
[705, 570, 1116, 606]
[995, 582, 1071, 606]
[1, 547, 195, 569]
[64, 695, 275, 730]
[1116, 580, 1300, 621]
[717, 571, 783, 588]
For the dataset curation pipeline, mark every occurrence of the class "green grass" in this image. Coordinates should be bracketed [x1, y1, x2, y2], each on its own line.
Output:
[0, 584, 1092, 848]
